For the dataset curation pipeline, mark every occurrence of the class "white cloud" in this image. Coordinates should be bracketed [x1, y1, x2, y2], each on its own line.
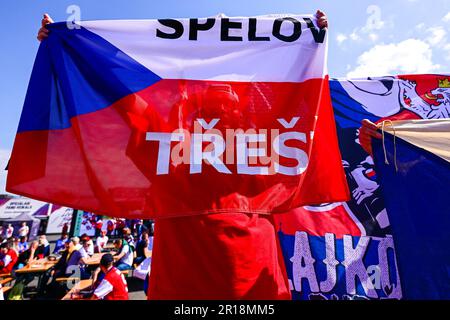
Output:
[349, 30, 361, 41]
[336, 11, 389, 46]
[336, 33, 348, 45]
[443, 12, 450, 22]
[415, 23, 426, 31]
[426, 26, 447, 47]
[444, 44, 450, 60]
[0, 149, 11, 195]
[368, 33, 379, 42]
[347, 39, 441, 78]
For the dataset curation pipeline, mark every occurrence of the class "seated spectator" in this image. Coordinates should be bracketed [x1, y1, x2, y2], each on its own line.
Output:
[122, 228, 135, 249]
[72, 236, 82, 250]
[79, 238, 94, 279]
[37, 235, 51, 258]
[16, 240, 39, 269]
[134, 231, 152, 266]
[53, 233, 69, 254]
[87, 238, 95, 255]
[90, 253, 128, 300]
[79, 239, 94, 260]
[43, 238, 82, 298]
[113, 239, 133, 271]
[11, 237, 20, 255]
[80, 234, 95, 255]
[18, 236, 29, 254]
[0, 242, 18, 274]
[51, 238, 83, 279]
[14, 240, 40, 286]
[96, 230, 109, 253]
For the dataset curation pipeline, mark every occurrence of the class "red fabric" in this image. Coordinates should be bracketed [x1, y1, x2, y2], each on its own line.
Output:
[376, 110, 421, 123]
[103, 267, 129, 300]
[8, 78, 349, 218]
[0, 249, 18, 274]
[148, 212, 291, 300]
[274, 204, 362, 238]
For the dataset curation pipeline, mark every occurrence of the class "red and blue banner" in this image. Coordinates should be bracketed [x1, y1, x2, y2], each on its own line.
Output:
[275, 74, 450, 300]
[7, 15, 349, 219]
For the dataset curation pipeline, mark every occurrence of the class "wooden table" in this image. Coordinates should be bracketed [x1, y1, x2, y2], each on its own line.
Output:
[15, 258, 58, 293]
[84, 253, 105, 266]
[102, 243, 115, 251]
[15, 259, 58, 274]
[61, 279, 94, 300]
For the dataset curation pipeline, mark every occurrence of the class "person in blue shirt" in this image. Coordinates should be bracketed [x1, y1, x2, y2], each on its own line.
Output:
[17, 236, 29, 254]
[53, 233, 69, 254]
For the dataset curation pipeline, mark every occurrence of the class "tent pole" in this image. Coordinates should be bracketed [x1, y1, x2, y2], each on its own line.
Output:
[68, 209, 79, 237]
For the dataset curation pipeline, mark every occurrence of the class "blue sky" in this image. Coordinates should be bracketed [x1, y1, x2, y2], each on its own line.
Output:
[0, 0, 449, 193]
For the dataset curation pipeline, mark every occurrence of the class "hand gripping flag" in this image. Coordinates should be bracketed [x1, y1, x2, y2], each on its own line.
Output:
[7, 15, 349, 218]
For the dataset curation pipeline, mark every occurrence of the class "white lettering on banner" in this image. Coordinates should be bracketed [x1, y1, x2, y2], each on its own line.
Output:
[197, 118, 219, 130]
[277, 117, 300, 129]
[146, 132, 185, 175]
[290, 231, 319, 293]
[288, 232, 402, 300]
[319, 233, 339, 292]
[145, 118, 310, 175]
[343, 235, 378, 298]
[367, 265, 381, 291]
[378, 236, 402, 299]
[273, 132, 308, 176]
[236, 133, 269, 175]
[190, 132, 231, 174]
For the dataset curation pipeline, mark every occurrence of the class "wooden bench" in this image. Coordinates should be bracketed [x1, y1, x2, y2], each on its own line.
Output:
[1, 285, 12, 299]
[55, 277, 80, 283]
[120, 270, 132, 277]
[0, 277, 14, 286]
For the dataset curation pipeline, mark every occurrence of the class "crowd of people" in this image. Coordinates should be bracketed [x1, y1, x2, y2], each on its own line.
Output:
[0, 218, 154, 300]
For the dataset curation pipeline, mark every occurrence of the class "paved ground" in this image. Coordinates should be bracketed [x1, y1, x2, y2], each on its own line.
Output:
[16, 234, 147, 300]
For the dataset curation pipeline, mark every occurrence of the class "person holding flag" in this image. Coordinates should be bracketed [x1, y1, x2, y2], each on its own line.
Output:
[36, 10, 329, 300]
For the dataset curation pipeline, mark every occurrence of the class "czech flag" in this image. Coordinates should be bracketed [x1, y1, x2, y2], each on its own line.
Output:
[7, 15, 349, 218]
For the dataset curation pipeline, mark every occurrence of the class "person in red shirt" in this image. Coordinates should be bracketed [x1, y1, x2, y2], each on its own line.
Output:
[38, 10, 329, 300]
[91, 253, 129, 300]
[0, 242, 19, 274]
